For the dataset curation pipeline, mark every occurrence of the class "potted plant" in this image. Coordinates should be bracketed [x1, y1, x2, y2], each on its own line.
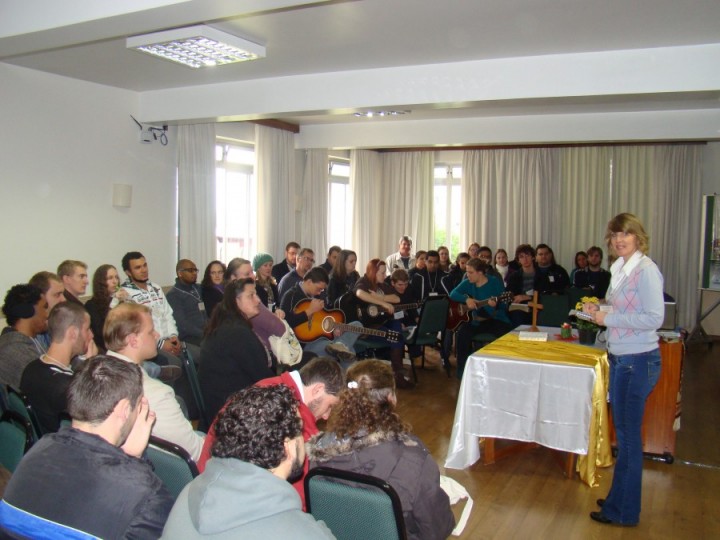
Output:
[574, 296, 601, 345]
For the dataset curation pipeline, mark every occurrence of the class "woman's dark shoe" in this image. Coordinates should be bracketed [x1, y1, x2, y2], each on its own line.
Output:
[596, 498, 605, 507]
[589, 512, 637, 527]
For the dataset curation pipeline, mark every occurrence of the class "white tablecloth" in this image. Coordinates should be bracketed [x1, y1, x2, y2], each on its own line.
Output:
[445, 327, 598, 470]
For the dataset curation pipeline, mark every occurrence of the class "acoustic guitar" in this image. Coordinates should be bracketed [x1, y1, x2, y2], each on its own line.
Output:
[292, 300, 401, 343]
[446, 291, 515, 331]
[336, 292, 423, 326]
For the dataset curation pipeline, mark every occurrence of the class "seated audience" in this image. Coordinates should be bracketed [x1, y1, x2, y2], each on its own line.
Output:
[166, 258, 208, 347]
[200, 260, 226, 317]
[478, 245, 502, 281]
[494, 248, 510, 283]
[570, 250, 588, 284]
[20, 302, 92, 433]
[412, 250, 445, 298]
[253, 252, 280, 310]
[281, 267, 359, 361]
[441, 252, 470, 295]
[450, 259, 512, 379]
[437, 245, 452, 273]
[308, 360, 455, 540]
[535, 243, 570, 294]
[57, 259, 89, 305]
[161, 385, 334, 539]
[0, 284, 48, 390]
[272, 241, 300, 282]
[106, 303, 205, 461]
[386, 235, 416, 271]
[355, 259, 412, 389]
[278, 247, 316, 300]
[326, 249, 360, 307]
[320, 245, 341, 273]
[0, 355, 174, 539]
[408, 250, 427, 281]
[199, 279, 274, 423]
[505, 244, 538, 326]
[84, 263, 127, 351]
[197, 356, 344, 508]
[28, 271, 66, 349]
[467, 242, 481, 259]
[573, 245, 611, 299]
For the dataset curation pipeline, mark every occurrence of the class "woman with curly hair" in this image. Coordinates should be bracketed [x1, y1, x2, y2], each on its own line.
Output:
[84, 264, 128, 351]
[308, 360, 454, 540]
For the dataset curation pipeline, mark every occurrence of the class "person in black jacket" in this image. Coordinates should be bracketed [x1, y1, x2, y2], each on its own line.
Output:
[0, 355, 174, 540]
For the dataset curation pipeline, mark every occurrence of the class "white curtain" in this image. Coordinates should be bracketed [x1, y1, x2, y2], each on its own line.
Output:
[256, 125, 296, 260]
[650, 145, 703, 329]
[462, 148, 559, 256]
[177, 123, 216, 267]
[380, 152, 434, 259]
[350, 149, 383, 268]
[298, 148, 329, 255]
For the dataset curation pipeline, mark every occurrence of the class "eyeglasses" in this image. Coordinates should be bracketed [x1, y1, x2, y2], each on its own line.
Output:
[303, 257, 315, 263]
[181, 268, 199, 273]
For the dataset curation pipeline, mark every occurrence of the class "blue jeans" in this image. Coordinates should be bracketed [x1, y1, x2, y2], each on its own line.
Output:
[602, 348, 661, 525]
[303, 321, 362, 357]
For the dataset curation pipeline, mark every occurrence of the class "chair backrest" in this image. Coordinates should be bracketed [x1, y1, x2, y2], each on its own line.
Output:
[180, 344, 209, 429]
[146, 435, 199, 499]
[6, 387, 42, 442]
[305, 466, 407, 540]
[537, 294, 571, 328]
[0, 410, 33, 472]
[409, 296, 449, 345]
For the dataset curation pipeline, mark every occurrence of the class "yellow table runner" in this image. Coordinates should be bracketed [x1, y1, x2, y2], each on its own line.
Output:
[481, 333, 613, 487]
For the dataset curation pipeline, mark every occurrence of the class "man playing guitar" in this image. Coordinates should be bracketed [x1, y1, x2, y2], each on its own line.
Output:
[449, 258, 513, 380]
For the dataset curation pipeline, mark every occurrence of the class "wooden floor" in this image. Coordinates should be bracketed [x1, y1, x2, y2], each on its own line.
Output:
[394, 343, 720, 540]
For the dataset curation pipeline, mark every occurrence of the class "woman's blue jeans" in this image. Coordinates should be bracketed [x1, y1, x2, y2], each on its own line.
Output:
[602, 348, 661, 525]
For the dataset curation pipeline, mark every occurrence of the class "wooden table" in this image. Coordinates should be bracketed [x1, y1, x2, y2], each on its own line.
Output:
[444, 326, 613, 487]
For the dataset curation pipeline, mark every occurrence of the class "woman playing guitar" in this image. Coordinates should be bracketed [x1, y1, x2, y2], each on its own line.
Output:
[354, 259, 413, 389]
[449, 258, 513, 380]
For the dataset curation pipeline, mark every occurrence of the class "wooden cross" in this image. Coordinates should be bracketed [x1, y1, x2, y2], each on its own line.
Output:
[527, 291, 544, 332]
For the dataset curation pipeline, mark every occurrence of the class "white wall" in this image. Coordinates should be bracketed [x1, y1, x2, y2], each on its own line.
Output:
[0, 63, 178, 297]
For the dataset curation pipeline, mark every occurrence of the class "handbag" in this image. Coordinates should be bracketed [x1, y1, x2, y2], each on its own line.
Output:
[268, 318, 303, 366]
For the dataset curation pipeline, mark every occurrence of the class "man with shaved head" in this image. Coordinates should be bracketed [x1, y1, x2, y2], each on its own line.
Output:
[166, 258, 207, 347]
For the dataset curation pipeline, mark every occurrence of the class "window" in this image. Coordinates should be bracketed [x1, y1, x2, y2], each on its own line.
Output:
[215, 142, 257, 261]
[328, 159, 352, 249]
[434, 165, 461, 256]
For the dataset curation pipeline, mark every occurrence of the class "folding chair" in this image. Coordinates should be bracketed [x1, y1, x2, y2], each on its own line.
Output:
[305, 466, 407, 540]
[6, 387, 43, 442]
[146, 435, 199, 499]
[180, 343, 209, 430]
[0, 410, 34, 472]
[404, 296, 449, 381]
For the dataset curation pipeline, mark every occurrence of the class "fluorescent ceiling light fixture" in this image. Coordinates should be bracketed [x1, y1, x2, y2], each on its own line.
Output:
[127, 25, 265, 68]
[354, 110, 411, 118]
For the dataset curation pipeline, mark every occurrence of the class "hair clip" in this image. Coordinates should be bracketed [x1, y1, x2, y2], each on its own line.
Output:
[347, 381, 358, 389]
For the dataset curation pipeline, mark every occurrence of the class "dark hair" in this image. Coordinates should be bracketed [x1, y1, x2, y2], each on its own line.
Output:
[29, 271, 60, 294]
[299, 356, 344, 396]
[67, 355, 143, 425]
[454, 252, 470, 266]
[587, 246, 604, 258]
[514, 244, 535, 259]
[574, 251, 588, 268]
[331, 250, 357, 282]
[303, 267, 329, 284]
[90, 264, 116, 321]
[478, 246, 492, 256]
[363, 258, 385, 284]
[535, 243, 556, 265]
[205, 278, 255, 336]
[415, 250, 427, 259]
[466, 258, 489, 274]
[104, 303, 151, 352]
[426, 250, 440, 260]
[327, 245, 341, 257]
[327, 360, 410, 439]
[391, 269, 409, 283]
[49, 302, 87, 344]
[285, 241, 301, 252]
[121, 252, 144, 272]
[2, 284, 43, 326]
[212, 385, 302, 469]
[201, 260, 227, 288]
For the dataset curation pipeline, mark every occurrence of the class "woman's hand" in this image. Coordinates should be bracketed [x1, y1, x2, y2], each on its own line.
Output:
[274, 308, 286, 320]
[466, 298, 479, 310]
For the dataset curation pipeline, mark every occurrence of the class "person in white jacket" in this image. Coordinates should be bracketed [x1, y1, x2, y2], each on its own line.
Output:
[105, 302, 205, 461]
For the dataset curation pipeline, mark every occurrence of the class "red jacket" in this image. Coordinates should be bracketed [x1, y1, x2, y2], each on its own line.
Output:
[197, 371, 318, 509]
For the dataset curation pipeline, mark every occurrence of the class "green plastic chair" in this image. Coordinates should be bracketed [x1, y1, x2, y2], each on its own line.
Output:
[0, 410, 33, 472]
[6, 387, 42, 442]
[405, 295, 449, 380]
[180, 343, 209, 430]
[305, 466, 407, 540]
[537, 294, 571, 328]
[146, 435, 199, 499]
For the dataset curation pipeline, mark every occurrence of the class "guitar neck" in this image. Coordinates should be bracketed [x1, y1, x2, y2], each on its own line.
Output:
[333, 323, 388, 339]
[393, 302, 422, 311]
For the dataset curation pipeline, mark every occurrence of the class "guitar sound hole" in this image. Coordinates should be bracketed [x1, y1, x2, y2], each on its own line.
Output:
[367, 306, 379, 317]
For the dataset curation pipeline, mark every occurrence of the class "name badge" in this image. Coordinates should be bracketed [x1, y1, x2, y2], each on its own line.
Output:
[549, 276, 555, 283]
[394, 310, 404, 320]
[198, 302, 206, 313]
[429, 292, 439, 297]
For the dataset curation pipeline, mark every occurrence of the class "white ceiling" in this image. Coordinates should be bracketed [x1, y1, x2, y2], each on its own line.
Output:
[2, 0, 720, 137]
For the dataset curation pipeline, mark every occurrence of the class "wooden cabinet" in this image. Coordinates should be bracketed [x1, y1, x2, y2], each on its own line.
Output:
[608, 339, 683, 462]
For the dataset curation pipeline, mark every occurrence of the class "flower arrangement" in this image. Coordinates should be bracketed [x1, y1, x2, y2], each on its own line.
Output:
[574, 296, 600, 330]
